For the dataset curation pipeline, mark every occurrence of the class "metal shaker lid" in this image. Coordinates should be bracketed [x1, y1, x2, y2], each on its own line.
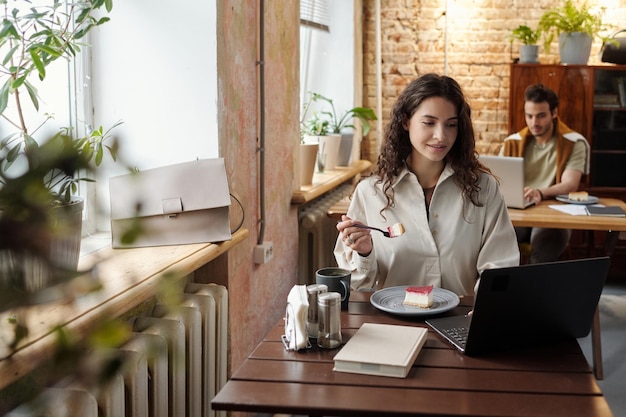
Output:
[318, 292, 341, 306]
[307, 283, 328, 294]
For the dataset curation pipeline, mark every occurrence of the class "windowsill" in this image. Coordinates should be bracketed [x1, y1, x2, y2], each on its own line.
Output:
[291, 160, 372, 204]
[0, 228, 250, 391]
[80, 232, 113, 256]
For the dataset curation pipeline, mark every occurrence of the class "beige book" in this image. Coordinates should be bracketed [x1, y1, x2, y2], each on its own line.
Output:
[333, 323, 428, 378]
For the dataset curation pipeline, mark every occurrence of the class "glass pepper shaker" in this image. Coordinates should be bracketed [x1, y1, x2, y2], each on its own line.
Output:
[307, 283, 328, 339]
[317, 292, 342, 348]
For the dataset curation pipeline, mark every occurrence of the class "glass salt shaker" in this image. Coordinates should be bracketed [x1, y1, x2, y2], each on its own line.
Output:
[306, 284, 328, 339]
[317, 292, 342, 348]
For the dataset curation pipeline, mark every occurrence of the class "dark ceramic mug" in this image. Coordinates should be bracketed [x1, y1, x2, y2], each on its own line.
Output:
[315, 267, 351, 310]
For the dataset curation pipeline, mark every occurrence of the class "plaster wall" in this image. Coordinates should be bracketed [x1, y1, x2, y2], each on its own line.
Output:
[207, 0, 301, 372]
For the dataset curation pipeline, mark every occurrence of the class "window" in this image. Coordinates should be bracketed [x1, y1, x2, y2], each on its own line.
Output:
[300, 1, 355, 124]
[88, 0, 220, 234]
[0, 1, 220, 240]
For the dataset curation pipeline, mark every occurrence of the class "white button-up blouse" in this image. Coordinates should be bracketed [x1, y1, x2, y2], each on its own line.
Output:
[334, 164, 520, 296]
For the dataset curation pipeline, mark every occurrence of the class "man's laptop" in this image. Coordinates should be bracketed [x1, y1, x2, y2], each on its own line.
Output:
[479, 155, 533, 209]
[425, 257, 610, 356]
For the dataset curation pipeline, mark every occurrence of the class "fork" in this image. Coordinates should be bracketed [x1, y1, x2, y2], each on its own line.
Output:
[353, 222, 405, 238]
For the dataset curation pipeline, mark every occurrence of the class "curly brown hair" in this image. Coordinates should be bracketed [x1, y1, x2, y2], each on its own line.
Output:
[374, 73, 488, 212]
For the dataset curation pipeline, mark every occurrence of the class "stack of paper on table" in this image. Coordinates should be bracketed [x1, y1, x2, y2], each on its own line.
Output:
[333, 323, 428, 378]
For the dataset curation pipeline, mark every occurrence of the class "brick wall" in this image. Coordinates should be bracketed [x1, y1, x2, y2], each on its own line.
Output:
[361, 0, 626, 161]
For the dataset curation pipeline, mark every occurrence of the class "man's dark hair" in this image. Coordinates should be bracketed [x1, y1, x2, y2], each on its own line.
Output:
[524, 84, 559, 112]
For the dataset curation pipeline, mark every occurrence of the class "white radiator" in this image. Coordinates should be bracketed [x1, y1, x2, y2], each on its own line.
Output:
[298, 183, 352, 285]
[5, 283, 228, 417]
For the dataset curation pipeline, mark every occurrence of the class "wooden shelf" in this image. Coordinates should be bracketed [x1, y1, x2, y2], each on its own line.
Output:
[0, 228, 249, 390]
[291, 160, 372, 204]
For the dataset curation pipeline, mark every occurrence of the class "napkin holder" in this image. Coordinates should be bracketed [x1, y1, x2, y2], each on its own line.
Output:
[282, 284, 311, 351]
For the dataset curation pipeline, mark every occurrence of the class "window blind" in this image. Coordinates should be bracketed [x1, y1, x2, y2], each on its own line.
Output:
[300, 0, 330, 32]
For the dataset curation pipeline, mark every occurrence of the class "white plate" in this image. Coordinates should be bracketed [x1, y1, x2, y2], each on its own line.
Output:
[555, 194, 599, 205]
[370, 286, 460, 317]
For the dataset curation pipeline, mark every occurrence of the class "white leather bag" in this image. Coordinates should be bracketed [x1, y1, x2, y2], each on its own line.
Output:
[109, 158, 231, 248]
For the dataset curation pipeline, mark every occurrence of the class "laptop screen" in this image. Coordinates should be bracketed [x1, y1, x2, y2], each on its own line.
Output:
[427, 257, 611, 355]
[479, 155, 533, 209]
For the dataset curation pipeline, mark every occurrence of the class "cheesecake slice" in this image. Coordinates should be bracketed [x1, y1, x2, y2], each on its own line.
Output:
[402, 285, 434, 308]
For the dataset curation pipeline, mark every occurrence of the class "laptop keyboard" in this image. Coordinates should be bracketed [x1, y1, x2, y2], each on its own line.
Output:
[443, 326, 469, 347]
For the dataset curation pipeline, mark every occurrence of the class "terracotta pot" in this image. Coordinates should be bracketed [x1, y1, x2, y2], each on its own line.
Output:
[300, 143, 319, 186]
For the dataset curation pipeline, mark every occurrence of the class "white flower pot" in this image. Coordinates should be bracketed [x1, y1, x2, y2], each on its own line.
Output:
[303, 134, 342, 172]
[318, 134, 342, 171]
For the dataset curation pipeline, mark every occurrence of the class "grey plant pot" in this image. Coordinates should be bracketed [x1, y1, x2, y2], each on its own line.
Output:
[336, 133, 354, 167]
[0, 197, 84, 307]
[559, 32, 592, 65]
[519, 45, 539, 64]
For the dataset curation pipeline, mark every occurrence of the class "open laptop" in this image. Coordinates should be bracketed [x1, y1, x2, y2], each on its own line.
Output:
[425, 257, 611, 356]
[479, 155, 534, 209]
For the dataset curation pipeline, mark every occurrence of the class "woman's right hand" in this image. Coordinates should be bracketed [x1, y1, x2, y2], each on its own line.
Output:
[337, 215, 373, 256]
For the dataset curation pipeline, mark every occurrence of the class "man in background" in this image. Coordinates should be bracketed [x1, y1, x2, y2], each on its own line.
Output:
[501, 84, 589, 263]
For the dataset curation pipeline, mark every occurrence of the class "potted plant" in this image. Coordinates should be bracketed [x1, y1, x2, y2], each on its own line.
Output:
[0, 0, 116, 292]
[509, 24, 541, 63]
[538, 0, 613, 64]
[298, 96, 321, 185]
[306, 92, 377, 168]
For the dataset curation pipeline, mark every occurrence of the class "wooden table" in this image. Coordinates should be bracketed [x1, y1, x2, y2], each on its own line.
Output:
[327, 197, 626, 380]
[211, 291, 613, 417]
[508, 198, 626, 380]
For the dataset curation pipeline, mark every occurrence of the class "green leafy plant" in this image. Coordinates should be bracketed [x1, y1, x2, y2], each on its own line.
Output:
[301, 111, 331, 138]
[0, 0, 117, 204]
[300, 91, 329, 140]
[509, 24, 541, 45]
[47, 122, 121, 204]
[538, 0, 612, 53]
[308, 92, 377, 135]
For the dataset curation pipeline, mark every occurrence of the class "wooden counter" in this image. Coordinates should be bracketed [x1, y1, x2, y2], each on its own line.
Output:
[0, 228, 249, 390]
[291, 160, 371, 204]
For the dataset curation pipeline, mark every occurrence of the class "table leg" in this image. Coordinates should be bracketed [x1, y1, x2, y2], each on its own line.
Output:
[603, 231, 619, 257]
[590, 230, 618, 381]
[591, 307, 603, 380]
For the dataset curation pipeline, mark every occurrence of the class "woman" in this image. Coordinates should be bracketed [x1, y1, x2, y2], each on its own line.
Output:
[334, 74, 519, 295]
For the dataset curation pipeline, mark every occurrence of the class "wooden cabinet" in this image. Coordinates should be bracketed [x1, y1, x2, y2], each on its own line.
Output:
[509, 64, 626, 276]
[509, 63, 626, 201]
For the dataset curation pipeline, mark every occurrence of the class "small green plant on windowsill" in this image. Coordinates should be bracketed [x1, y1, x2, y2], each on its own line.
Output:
[307, 92, 377, 135]
[300, 92, 330, 143]
[301, 111, 331, 139]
